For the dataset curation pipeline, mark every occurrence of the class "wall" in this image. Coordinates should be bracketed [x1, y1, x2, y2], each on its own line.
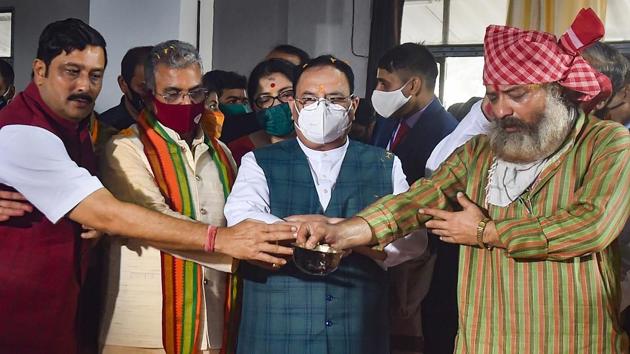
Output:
[90, 0, 174, 111]
[212, 0, 289, 77]
[212, 0, 372, 97]
[89, 0, 213, 112]
[0, 0, 89, 91]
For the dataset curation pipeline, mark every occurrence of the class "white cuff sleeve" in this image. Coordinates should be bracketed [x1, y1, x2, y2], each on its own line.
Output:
[224, 152, 282, 226]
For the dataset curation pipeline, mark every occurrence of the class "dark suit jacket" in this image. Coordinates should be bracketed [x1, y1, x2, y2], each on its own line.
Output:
[371, 99, 458, 184]
[372, 99, 460, 353]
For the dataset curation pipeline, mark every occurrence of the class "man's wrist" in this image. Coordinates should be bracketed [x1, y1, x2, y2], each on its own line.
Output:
[212, 226, 227, 253]
[340, 217, 376, 249]
[483, 221, 502, 248]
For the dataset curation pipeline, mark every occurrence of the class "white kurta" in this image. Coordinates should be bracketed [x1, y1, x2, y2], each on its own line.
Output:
[98, 123, 235, 350]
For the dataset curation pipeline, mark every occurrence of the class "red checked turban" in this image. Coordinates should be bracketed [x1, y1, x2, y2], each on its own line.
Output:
[483, 8, 611, 104]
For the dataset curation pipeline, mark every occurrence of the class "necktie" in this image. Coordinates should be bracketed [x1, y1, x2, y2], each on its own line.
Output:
[390, 121, 410, 151]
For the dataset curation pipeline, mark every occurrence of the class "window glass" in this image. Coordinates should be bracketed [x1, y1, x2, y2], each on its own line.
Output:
[448, 0, 508, 44]
[0, 12, 11, 57]
[604, 0, 630, 41]
[401, 0, 507, 45]
[442, 56, 485, 108]
[400, 1, 443, 45]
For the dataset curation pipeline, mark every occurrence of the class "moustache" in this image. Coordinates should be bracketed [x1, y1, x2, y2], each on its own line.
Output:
[67, 93, 94, 104]
[498, 116, 530, 130]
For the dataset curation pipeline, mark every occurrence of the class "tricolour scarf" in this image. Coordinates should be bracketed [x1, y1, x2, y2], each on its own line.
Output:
[137, 110, 236, 354]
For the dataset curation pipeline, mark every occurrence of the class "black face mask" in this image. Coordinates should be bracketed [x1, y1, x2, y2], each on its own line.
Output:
[126, 89, 145, 113]
[0, 86, 12, 110]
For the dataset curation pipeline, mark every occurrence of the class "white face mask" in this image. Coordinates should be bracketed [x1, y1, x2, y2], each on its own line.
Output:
[371, 80, 412, 118]
[295, 100, 352, 144]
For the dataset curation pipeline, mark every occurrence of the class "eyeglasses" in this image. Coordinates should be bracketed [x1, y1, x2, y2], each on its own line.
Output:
[296, 95, 353, 111]
[255, 89, 294, 109]
[158, 87, 208, 104]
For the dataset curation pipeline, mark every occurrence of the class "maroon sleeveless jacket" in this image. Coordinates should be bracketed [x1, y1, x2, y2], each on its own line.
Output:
[0, 83, 96, 354]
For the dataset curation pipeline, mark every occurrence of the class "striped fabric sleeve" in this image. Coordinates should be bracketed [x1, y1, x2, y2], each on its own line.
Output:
[357, 144, 470, 247]
[497, 125, 630, 260]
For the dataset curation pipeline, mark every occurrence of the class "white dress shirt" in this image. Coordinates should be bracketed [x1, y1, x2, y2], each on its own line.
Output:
[224, 138, 427, 268]
[0, 125, 103, 223]
[425, 100, 491, 174]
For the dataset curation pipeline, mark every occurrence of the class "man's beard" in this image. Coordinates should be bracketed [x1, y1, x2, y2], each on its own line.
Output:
[489, 88, 576, 163]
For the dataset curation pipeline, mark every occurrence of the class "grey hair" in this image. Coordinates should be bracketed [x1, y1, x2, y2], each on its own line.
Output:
[145, 40, 203, 92]
[582, 42, 629, 95]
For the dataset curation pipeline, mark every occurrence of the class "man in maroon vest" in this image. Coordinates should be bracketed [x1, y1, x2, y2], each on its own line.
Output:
[0, 19, 295, 354]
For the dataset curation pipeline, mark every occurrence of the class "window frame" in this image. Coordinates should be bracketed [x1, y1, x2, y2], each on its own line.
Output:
[405, 0, 630, 106]
[0, 7, 14, 64]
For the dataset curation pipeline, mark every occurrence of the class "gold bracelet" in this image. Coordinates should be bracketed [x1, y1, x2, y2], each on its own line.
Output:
[476, 217, 491, 249]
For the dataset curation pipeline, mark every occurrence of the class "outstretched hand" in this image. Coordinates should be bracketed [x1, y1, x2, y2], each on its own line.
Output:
[215, 219, 298, 265]
[0, 191, 33, 221]
[420, 192, 488, 246]
[294, 216, 374, 250]
[285, 214, 345, 225]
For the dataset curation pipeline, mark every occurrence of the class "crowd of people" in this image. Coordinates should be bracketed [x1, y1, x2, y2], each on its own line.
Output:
[0, 7, 629, 354]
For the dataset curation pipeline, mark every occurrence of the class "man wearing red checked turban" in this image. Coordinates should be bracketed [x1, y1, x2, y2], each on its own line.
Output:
[294, 8, 630, 353]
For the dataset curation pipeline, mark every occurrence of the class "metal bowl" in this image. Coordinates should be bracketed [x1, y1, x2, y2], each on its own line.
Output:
[292, 243, 342, 276]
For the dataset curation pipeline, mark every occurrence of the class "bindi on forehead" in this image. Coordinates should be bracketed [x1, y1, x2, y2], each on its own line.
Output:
[262, 76, 278, 88]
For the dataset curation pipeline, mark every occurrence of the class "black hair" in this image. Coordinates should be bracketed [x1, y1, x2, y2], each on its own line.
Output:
[582, 42, 629, 96]
[0, 59, 14, 85]
[294, 55, 355, 94]
[202, 70, 247, 98]
[121, 46, 152, 85]
[247, 58, 297, 104]
[270, 44, 310, 67]
[378, 42, 438, 89]
[36, 18, 107, 72]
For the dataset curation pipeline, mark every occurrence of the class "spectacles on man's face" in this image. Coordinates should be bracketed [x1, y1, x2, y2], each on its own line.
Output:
[158, 87, 208, 104]
[296, 94, 354, 111]
[255, 89, 294, 109]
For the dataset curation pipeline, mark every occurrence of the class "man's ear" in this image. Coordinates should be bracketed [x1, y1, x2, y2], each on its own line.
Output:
[349, 96, 360, 122]
[117, 75, 130, 96]
[32, 59, 47, 86]
[408, 76, 423, 96]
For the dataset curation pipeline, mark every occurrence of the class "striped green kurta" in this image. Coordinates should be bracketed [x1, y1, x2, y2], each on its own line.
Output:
[357, 113, 630, 353]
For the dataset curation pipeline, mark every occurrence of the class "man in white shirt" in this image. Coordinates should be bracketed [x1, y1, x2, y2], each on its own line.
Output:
[224, 55, 426, 354]
[0, 20, 295, 354]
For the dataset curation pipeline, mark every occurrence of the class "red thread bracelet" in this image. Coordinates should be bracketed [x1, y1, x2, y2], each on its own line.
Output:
[204, 225, 218, 253]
